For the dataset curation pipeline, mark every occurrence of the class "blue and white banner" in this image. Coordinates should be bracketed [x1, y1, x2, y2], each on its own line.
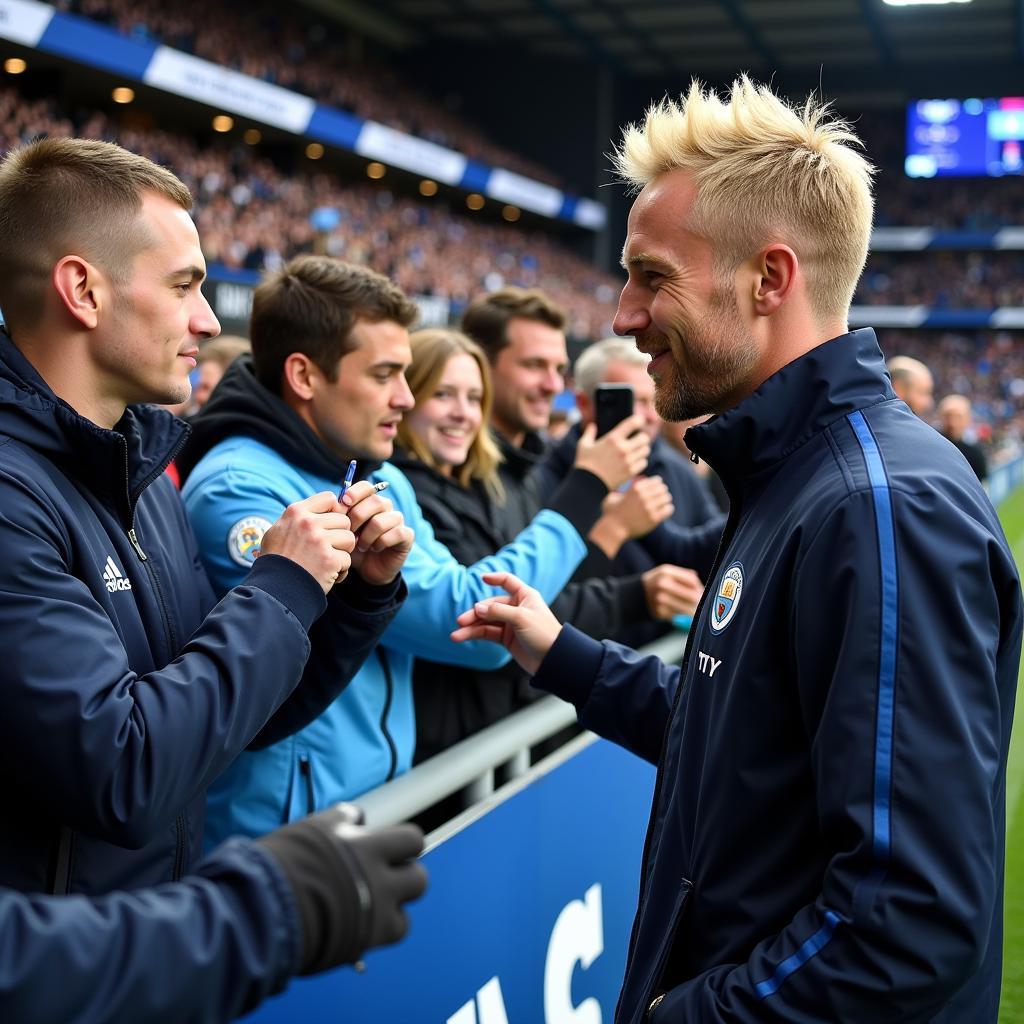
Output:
[5, 6, 607, 230]
[355, 121, 467, 185]
[487, 168, 565, 219]
[245, 737, 655, 1023]
[849, 305, 1024, 329]
[143, 47, 316, 134]
[871, 227, 1024, 251]
[0, 0, 54, 47]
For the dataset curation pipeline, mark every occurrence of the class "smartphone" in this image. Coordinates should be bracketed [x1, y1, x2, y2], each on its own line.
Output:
[595, 383, 634, 437]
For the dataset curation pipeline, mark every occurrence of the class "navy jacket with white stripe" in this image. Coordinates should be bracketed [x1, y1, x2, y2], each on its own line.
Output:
[534, 329, 1022, 1023]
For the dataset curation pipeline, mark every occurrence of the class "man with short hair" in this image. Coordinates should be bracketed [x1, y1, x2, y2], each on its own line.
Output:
[887, 354, 935, 417]
[0, 138, 423, 944]
[455, 78, 1021, 1022]
[939, 392, 988, 482]
[181, 256, 634, 844]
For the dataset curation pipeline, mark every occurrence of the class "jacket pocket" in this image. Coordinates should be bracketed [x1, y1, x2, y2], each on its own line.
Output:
[642, 877, 693, 1019]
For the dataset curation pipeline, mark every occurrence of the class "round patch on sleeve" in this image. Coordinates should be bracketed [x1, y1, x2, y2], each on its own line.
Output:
[227, 516, 273, 568]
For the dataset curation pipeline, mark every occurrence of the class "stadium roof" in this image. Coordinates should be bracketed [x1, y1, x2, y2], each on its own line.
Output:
[302, 0, 1024, 98]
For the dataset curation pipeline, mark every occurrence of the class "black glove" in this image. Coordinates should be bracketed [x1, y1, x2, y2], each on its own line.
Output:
[257, 803, 427, 975]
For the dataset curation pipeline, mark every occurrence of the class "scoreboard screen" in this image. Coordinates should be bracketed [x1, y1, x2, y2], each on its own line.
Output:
[906, 97, 1024, 177]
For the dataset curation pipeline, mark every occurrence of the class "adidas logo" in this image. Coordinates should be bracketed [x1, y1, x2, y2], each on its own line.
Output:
[102, 555, 132, 593]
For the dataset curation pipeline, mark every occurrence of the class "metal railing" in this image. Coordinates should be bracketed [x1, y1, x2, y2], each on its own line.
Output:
[358, 629, 689, 831]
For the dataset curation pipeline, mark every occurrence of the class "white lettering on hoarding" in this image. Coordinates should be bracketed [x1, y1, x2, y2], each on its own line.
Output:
[544, 883, 604, 1024]
[446, 884, 605, 1024]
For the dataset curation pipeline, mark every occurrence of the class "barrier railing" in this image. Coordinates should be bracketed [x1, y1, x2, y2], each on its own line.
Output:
[358, 628, 688, 836]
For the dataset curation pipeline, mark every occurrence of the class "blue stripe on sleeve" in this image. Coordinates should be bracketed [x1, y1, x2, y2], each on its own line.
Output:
[754, 410, 898, 1003]
[848, 409, 899, 862]
[754, 911, 841, 999]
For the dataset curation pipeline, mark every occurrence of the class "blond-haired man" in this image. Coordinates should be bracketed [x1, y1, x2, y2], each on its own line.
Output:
[455, 78, 1021, 1023]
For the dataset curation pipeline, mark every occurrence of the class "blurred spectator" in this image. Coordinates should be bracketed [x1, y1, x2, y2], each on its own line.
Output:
[938, 393, 988, 482]
[193, 335, 252, 411]
[887, 354, 935, 417]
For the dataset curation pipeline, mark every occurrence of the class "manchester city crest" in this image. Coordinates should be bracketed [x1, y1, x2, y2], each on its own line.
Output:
[709, 562, 744, 634]
[228, 516, 273, 567]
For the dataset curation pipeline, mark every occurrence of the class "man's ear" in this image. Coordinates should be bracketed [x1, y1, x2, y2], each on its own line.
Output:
[282, 352, 319, 401]
[52, 255, 105, 330]
[751, 244, 799, 317]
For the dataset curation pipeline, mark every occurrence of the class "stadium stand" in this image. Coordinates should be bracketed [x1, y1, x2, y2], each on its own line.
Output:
[48, 0, 567, 188]
[0, 84, 621, 339]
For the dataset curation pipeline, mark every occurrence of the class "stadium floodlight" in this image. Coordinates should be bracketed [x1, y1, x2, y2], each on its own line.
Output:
[502, 205, 521, 222]
[466, 193, 485, 211]
[244, 128, 261, 145]
[111, 87, 134, 104]
[883, 0, 971, 5]
[306, 143, 324, 160]
[4, 58, 26, 74]
[212, 115, 234, 133]
[366, 162, 387, 179]
[419, 179, 438, 197]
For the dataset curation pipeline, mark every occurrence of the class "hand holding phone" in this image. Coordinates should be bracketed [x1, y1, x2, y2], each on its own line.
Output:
[595, 383, 635, 437]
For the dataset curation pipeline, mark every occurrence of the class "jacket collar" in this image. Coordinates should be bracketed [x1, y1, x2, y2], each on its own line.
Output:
[493, 428, 547, 482]
[0, 330, 188, 509]
[686, 328, 894, 487]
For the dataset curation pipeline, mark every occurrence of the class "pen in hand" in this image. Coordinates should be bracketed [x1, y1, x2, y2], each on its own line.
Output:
[339, 459, 357, 499]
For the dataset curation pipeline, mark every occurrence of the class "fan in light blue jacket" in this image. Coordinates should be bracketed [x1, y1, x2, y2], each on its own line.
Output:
[181, 357, 609, 845]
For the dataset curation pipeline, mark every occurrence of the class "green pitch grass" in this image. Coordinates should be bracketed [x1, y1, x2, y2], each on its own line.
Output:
[1000, 485, 1024, 1024]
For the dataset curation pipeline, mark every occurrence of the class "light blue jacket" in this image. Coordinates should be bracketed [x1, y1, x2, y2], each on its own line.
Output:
[184, 437, 591, 843]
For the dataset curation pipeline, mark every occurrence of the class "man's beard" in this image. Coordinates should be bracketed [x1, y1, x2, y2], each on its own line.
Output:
[648, 296, 759, 422]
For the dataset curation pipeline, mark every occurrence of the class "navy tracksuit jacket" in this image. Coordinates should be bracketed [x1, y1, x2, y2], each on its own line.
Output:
[535, 329, 1022, 1023]
[0, 331, 402, 896]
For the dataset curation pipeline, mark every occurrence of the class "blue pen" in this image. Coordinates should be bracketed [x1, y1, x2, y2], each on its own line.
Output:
[339, 459, 357, 499]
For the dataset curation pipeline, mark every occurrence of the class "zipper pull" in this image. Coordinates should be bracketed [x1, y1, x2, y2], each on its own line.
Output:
[690, 452, 700, 465]
[127, 528, 148, 561]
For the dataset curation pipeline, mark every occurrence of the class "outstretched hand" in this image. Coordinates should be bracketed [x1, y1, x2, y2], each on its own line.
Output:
[450, 572, 562, 676]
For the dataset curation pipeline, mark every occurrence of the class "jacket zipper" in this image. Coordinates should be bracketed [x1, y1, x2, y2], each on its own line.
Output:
[172, 811, 187, 880]
[617, 500, 742, 1018]
[377, 649, 399, 781]
[50, 825, 75, 894]
[119, 439, 185, 879]
[299, 754, 315, 815]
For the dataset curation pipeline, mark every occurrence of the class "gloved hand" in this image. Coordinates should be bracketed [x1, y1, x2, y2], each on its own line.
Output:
[257, 803, 427, 974]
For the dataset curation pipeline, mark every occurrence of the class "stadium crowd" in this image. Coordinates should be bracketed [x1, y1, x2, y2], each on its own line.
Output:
[855, 251, 1024, 308]
[49, 0, 566, 188]
[0, 85, 621, 339]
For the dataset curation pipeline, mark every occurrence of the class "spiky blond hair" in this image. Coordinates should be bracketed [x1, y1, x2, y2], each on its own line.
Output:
[612, 76, 875, 320]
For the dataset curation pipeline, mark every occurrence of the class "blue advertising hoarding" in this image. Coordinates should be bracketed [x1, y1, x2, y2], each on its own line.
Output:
[244, 737, 656, 1023]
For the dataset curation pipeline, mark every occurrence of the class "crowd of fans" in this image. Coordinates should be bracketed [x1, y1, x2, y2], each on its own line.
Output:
[877, 328, 1024, 459]
[0, 86, 622, 339]
[856, 251, 1024, 308]
[50, 0, 566, 188]
[4, 71, 1024, 448]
